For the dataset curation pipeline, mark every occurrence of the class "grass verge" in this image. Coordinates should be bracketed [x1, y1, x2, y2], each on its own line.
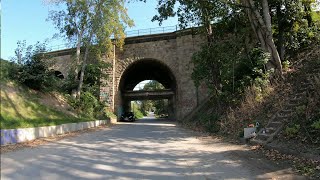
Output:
[0, 82, 92, 129]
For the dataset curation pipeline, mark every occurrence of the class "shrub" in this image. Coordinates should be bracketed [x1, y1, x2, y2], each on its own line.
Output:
[103, 107, 117, 119]
[79, 92, 98, 117]
[9, 41, 59, 91]
[199, 112, 220, 133]
[0, 59, 18, 81]
[311, 120, 320, 130]
[66, 92, 99, 118]
[59, 72, 78, 94]
[295, 105, 306, 116]
[284, 124, 300, 138]
[282, 60, 291, 71]
[133, 108, 144, 119]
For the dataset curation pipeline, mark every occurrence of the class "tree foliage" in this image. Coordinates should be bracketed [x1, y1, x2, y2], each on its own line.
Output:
[48, 0, 134, 98]
[9, 41, 58, 91]
[270, 0, 320, 60]
[152, 0, 320, 94]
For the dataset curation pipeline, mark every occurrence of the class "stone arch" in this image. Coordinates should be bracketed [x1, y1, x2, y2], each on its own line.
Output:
[116, 58, 177, 120]
[118, 58, 177, 91]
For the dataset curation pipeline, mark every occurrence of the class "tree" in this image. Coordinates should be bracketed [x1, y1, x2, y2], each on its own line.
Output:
[142, 80, 165, 90]
[48, 0, 134, 99]
[238, 0, 282, 73]
[152, 0, 229, 94]
[152, 0, 288, 74]
[13, 40, 28, 64]
[152, 0, 228, 42]
[270, 0, 320, 60]
[10, 41, 57, 91]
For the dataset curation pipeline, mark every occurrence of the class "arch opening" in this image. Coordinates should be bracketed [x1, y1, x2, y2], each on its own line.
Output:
[118, 59, 177, 121]
[54, 71, 64, 79]
[133, 80, 165, 91]
[119, 59, 176, 92]
[131, 80, 170, 119]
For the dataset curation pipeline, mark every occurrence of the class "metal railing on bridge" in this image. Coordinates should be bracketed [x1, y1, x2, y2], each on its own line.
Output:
[125, 25, 179, 37]
[48, 25, 184, 52]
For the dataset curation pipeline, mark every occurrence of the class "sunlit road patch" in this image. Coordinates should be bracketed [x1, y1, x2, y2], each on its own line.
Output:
[1, 118, 305, 180]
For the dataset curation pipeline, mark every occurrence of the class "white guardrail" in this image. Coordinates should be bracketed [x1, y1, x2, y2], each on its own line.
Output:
[0, 119, 116, 145]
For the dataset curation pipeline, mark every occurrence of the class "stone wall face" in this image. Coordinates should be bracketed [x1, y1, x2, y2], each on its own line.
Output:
[102, 32, 208, 121]
[50, 31, 209, 121]
[50, 54, 74, 78]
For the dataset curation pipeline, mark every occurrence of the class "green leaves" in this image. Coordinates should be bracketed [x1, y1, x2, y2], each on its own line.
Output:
[48, 0, 134, 99]
[9, 41, 58, 91]
[152, 0, 229, 30]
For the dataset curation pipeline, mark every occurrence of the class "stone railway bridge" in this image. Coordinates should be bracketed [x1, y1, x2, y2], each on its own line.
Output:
[48, 28, 209, 121]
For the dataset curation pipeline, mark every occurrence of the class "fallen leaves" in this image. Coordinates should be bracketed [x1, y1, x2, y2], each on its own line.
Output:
[251, 145, 320, 179]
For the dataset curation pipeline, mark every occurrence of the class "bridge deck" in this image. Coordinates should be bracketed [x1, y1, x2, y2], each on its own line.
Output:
[123, 90, 174, 100]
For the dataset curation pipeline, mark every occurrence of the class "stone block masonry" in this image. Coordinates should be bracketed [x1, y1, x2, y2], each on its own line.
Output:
[48, 28, 210, 121]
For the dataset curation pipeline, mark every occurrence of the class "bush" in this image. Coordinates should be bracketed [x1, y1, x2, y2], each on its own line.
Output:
[311, 120, 320, 130]
[284, 124, 300, 138]
[9, 41, 59, 91]
[15, 59, 58, 91]
[66, 92, 99, 118]
[103, 107, 117, 119]
[59, 72, 79, 94]
[197, 111, 221, 133]
[0, 59, 18, 81]
[79, 92, 98, 117]
[295, 105, 306, 116]
[133, 108, 144, 119]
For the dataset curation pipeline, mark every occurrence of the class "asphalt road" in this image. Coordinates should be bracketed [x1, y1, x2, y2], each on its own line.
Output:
[1, 118, 305, 180]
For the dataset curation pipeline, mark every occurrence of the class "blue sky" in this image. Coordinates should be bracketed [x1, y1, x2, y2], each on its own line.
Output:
[1, 0, 178, 60]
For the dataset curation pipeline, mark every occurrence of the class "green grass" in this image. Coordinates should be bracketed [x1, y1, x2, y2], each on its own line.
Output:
[0, 59, 13, 82]
[0, 81, 93, 129]
[0, 59, 97, 129]
[133, 108, 144, 119]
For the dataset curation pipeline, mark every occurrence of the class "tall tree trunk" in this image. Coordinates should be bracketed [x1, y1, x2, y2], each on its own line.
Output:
[261, 0, 282, 73]
[242, 0, 283, 74]
[276, 4, 285, 61]
[71, 31, 83, 98]
[304, 2, 313, 27]
[76, 33, 93, 99]
[75, 33, 82, 79]
[198, 0, 222, 95]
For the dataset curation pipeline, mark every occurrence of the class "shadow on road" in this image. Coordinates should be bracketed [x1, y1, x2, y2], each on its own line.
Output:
[1, 117, 305, 179]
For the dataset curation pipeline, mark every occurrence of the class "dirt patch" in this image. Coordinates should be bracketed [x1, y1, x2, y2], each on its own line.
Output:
[251, 144, 320, 179]
[0, 82, 21, 97]
[37, 91, 77, 116]
[1, 81, 77, 117]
